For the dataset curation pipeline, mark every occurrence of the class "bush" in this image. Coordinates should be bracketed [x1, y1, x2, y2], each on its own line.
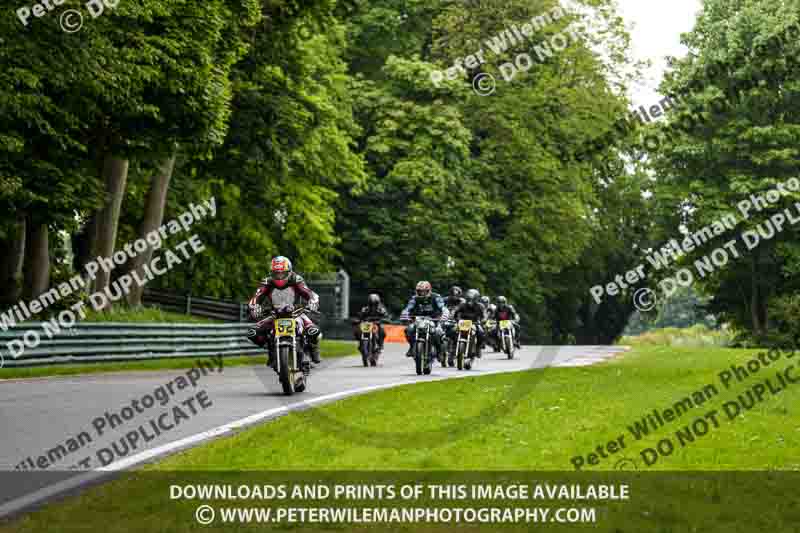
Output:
[618, 324, 732, 347]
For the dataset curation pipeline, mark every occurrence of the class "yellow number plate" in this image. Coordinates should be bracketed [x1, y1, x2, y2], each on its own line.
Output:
[500, 320, 511, 329]
[360, 322, 373, 333]
[458, 320, 473, 332]
[275, 318, 295, 337]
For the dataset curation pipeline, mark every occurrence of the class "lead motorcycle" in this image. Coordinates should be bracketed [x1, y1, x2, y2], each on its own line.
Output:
[268, 304, 312, 395]
[405, 316, 441, 375]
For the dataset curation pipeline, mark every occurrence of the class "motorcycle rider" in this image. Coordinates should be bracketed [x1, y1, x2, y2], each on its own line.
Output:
[445, 286, 465, 312]
[400, 281, 449, 358]
[352, 293, 389, 353]
[442, 286, 465, 359]
[246, 256, 322, 366]
[493, 295, 522, 349]
[481, 295, 496, 319]
[449, 289, 487, 358]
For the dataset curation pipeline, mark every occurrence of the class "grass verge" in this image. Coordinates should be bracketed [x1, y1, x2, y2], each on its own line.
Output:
[148, 344, 799, 471]
[81, 306, 219, 324]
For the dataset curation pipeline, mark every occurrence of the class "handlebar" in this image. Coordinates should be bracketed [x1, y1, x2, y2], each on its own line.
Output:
[400, 316, 446, 323]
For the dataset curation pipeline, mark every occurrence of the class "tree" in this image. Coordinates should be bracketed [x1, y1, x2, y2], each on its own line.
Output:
[652, 0, 800, 337]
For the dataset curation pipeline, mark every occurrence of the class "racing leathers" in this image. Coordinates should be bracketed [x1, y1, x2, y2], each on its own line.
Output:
[493, 303, 521, 348]
[352, 303, 389, 351]
[448, 300, 487, 356]
[445, 295, 465, 313]
[401, 293, 449, 357]
[246, 273, 322, 364]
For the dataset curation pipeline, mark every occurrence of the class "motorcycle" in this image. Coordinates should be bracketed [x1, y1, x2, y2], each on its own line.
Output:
[498, 319, 516, 359]
[270, 305, 311, 395]
[410, 316, 438, 375]
[455, 319, 478, 370]
[484, 319, 499, 352]
[441, 319, 456, 367]
[358, 321, 380, 367]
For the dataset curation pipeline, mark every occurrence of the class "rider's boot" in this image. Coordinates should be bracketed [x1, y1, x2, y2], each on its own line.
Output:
[405, 343, 414, 357]
[310, 342, 322, 364]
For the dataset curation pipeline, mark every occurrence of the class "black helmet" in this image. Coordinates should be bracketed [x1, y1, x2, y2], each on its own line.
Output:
[496, 296, 507, 306]
[449, 286, 462, 298]
[368, 293, 381, 307]
[465, 289, 480, 302]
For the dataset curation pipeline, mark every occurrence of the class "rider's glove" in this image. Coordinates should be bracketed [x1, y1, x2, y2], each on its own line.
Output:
[249, 303, 262, 319]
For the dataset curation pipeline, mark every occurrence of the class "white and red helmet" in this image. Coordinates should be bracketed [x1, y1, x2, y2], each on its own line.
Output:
[270, 256, 292, 288]
[415, 280, 432, 298]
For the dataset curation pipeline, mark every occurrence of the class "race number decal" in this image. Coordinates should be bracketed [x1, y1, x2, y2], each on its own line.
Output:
[275, 318, 296, 337]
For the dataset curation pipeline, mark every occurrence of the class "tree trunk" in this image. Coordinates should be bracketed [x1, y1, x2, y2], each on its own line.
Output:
[0, 214, 27, 305]
[127, 153, 176, 306]
[23, 221, 50, 300]
[92, 155, 129, 308]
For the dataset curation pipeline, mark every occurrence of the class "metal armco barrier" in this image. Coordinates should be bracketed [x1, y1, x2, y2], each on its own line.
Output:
[142, 290, 247, 322]
[0, 323, 260, 368]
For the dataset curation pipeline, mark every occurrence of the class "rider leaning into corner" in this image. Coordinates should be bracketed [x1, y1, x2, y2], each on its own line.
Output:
[246, 256, 322, 366]
[400, 281, 449, 358]
[449, 288, 488, 358]
[352, 293, 390, 354]
[492, 295, 522, 349]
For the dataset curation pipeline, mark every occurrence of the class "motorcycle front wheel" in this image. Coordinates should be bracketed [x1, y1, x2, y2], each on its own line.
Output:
[504, 333, 515, 359]
[360, 339, 370, 367]
[278, 344, 295, 395]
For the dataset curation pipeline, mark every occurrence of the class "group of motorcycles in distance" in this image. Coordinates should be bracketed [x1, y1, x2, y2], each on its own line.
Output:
[356, 303, 518, 377]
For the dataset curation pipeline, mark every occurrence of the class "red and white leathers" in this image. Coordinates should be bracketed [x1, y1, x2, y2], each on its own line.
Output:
[246, 273, 321, 351]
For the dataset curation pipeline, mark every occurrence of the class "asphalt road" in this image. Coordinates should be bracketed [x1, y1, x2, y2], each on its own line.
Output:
[0, 343, 626, 516]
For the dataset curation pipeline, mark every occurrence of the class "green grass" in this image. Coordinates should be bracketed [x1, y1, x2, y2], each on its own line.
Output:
[619, 324, 733, 348]
[148, 344, 798, 471]
[0, 340, 356, 380]
[80, 305, 218, 324]
[4, 344, 800, 532]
